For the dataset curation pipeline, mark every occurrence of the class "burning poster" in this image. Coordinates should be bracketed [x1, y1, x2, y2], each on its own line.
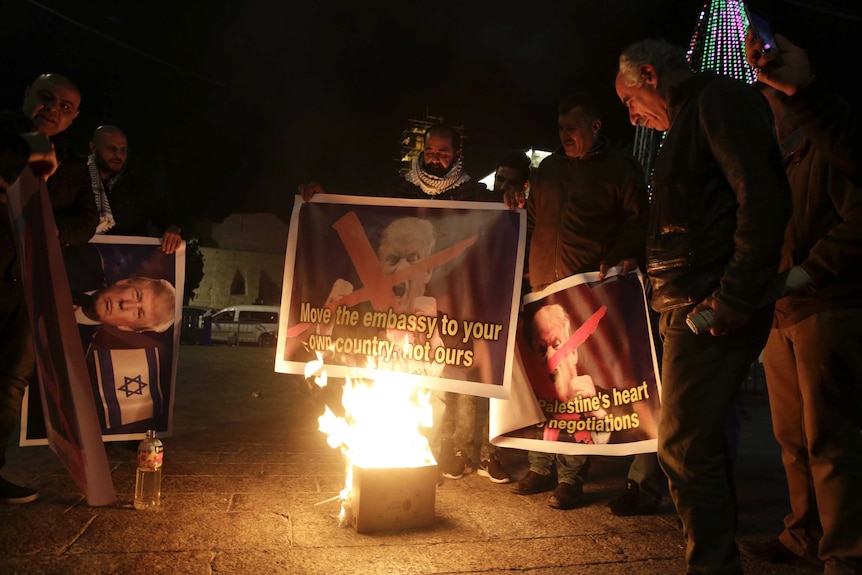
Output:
[21, 235, 183, 444]
[276, 194, 525, 399]
[6, 167, 115, 505]
[490, 270, 661, 456]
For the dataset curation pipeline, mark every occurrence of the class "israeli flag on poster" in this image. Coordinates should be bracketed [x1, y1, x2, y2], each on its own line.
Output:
[94, 348, 162, 428]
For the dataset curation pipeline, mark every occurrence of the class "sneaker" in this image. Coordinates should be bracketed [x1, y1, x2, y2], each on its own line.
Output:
[0, 476, 39, 504]
[738, 538, 822, 570]
[547, 481, 583, 510]
[477, 455, 511, 484]
[607, 480, 660, 516]
[441, 450, 472, 480]
[510, 470, 555, 495]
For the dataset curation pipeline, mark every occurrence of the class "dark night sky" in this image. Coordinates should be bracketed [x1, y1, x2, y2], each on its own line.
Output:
[2, 0, 860, 224]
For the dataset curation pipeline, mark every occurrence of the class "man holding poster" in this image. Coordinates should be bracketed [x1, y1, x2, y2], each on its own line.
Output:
[1, 73, 99, 504]
[506, 90, 652, 512]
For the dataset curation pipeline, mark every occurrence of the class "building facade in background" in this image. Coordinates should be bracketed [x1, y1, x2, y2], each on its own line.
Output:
[190, 213, 288, 311]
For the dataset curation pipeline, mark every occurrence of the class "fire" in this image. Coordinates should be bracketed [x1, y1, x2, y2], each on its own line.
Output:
[305, 355, 436, 527]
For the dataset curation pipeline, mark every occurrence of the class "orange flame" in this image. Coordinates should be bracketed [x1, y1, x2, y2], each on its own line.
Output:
[308, 354, 436, 525]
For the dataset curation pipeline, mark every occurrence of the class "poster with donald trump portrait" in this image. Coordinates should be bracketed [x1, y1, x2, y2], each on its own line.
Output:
[21, 235, 184, 445]
[276, 194, 526, 399]
[490, 270, 662, 456]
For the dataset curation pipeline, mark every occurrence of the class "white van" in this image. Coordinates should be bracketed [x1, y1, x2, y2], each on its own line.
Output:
[209, 305, 280, 346]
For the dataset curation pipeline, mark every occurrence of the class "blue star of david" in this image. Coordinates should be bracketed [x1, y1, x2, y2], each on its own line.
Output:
[118, 374, 148, 397]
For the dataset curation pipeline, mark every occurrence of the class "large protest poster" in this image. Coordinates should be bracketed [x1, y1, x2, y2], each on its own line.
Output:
[20, 235, 184, 445]
[490, 270, 661, 456]
[7, 167, 115, 505]
[275, 194, 525, 399]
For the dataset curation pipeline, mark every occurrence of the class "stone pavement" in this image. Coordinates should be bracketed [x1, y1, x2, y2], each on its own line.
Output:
[1, 346, 813, 575]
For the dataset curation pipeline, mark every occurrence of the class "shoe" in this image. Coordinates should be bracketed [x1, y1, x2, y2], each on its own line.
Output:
[738, 538, 822, 570]
[607, 480, 660, 516]
[441, 450, 472, 480]
[510, 470, 555, 495]
[547, 481, 583, 510]
[477, 455, 511, 484]
[0, 476, 39, 504]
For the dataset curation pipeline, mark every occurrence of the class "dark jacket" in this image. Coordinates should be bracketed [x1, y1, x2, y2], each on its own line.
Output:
[47, 155, 100, 247]
[0, 112, 29, 283]
[1, 111, 98, 282]
[0, 112, 30, 189]
[102, 168, 176, 236]
[772, 127, 862, 327]
[785, 78, 861, 187]
[526, 137, 648, 291]
[647, 73, 791, 313]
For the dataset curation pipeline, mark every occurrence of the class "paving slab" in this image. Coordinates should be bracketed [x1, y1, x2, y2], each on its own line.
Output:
[0, 345, 806, 575]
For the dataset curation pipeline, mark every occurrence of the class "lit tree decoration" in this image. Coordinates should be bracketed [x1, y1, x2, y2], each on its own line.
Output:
[688, 0, 757, 82]
[634, 0, 757, 193]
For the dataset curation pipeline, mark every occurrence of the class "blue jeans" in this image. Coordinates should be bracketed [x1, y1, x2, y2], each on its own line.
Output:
[528, 452, 589, 485]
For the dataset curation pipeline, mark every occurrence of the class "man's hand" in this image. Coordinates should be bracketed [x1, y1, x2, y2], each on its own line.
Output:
[687, 296, 750, 337]
[299, 181, 326, 202]
[22, 131, 58, 180]
[160, 226, 183, 254]
[598, 258, 638, 280]
[503, 188, 526, 211]
[746, 31, 814, 96]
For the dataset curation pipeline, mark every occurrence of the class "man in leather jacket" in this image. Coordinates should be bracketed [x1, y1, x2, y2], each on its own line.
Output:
[615, 39, 791, 575]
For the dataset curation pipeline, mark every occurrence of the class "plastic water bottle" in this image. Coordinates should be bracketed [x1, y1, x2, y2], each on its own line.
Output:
[134, 430, 163, 510]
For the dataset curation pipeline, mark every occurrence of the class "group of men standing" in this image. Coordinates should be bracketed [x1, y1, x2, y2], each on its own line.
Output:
[1, 73, 182, 505]
[317, 32, 861, 575]
[3, 24, 862, 575]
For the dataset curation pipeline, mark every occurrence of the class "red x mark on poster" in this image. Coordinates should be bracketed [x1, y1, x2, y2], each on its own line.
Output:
[286, 210, 477, 338]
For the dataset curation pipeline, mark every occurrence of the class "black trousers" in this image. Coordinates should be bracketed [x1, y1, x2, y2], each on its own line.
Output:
[0, 281, 34, 469]
[658, 304, 773, 575]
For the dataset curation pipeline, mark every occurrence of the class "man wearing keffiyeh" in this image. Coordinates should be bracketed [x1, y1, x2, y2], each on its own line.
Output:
[509, 91, 654, 512]
[297, 124, 500, 482]
[88, 126, 182, 254]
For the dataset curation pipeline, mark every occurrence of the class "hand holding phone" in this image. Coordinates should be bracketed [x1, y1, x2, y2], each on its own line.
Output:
[744, 8, 784, 75]
[747, 9, 777, 54]
[750, 34, 815, 96]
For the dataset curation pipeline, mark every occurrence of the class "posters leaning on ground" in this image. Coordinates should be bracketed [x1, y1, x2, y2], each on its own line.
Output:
[276, 194, 661, 456]
[21, 234, 184, 445]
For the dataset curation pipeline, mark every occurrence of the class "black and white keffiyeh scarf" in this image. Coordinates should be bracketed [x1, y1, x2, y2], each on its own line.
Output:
[404, 152, 471, 196]
[88, 154, 123, 234]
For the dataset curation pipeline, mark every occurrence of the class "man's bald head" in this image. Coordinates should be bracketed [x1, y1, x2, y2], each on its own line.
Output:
[92, 125, 126, 141]
[22, 74, 81, 137]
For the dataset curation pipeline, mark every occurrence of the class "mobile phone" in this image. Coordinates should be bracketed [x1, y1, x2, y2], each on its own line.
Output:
[746, 8, 777, 54]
